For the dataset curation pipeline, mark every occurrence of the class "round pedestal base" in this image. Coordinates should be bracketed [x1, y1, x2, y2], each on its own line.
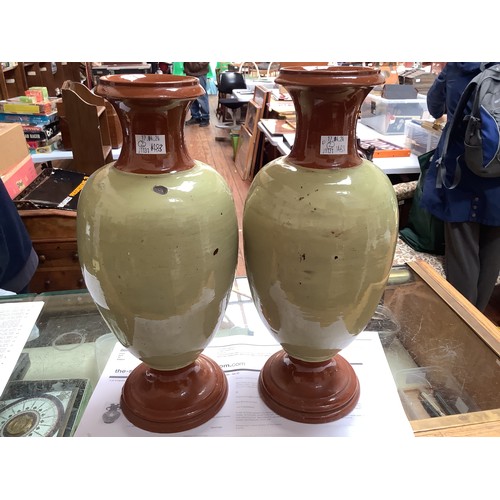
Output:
[258, 350, 360, 424]
[120, 354, 228, 433]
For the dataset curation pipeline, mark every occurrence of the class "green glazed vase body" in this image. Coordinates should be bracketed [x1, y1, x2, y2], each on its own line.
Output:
[76, 74, 238, 432]
[243, 66, 398, 423]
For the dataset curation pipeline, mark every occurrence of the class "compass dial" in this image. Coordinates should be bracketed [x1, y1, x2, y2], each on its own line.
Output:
[0, 394, 64, 437]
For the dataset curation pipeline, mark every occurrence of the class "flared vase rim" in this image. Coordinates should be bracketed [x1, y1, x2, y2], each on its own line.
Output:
[96, 73, 204, 100]
[275, 65, 385, 88]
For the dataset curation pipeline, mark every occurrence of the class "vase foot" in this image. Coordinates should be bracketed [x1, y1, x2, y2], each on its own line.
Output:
[258, 350, 359, 424]
[120, 354, 228, 433]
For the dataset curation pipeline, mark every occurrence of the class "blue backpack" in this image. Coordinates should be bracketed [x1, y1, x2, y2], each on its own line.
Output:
[436, 63, 500, 189]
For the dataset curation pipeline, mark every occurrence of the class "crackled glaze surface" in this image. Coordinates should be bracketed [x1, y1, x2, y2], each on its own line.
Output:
[243, 65, 398, 422]
[244, 156, 398, 361]
[76, 73, 237, 432]
[77, 161, 238, 370]
[243, 66, 398, 366]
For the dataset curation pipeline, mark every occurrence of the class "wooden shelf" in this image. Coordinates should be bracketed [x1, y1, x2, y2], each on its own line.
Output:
[61, 82, 114, 175]
[1, 63, 28, 100]
[23, 62, 60, 97]
[58, 81, 122, 151]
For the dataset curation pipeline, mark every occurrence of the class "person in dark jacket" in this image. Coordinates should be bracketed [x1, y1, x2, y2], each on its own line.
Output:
[0, 179, 38, 294]
[420, 62, 500, 311]
[183, 62, 211, 127]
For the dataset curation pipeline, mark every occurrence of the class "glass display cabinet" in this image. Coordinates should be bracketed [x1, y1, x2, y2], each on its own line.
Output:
[380, 261, 500, 436]
[1, 260, 499, 437]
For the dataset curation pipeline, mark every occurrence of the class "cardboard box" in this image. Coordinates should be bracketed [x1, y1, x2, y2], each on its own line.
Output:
[26, 132, 61, 149]
[22, 121, 60, 142]
[28, 133, 62, 154]
[0, 123, 30, 175]
[25, 89, 45, 102]
[0, 98, 55, 115]
[25, 87, 49, 102]
[1, 154, 37, 199]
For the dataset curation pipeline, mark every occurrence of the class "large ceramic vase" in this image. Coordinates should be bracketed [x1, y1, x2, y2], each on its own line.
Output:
[76, 74, 238, 433]
[243, 66, 398, 423]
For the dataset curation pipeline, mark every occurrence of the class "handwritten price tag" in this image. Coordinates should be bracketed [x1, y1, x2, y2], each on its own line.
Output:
[135, 134, 166, 155]
[320, 135, 348, 155]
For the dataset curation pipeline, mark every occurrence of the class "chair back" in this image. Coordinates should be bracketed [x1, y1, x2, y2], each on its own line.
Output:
[218, 72, 247, 94]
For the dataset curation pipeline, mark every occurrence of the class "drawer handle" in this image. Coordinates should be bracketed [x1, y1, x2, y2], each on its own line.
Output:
[44, 279, 51, 289]
[73, 252, 79, 262]
[39, 254, 46, 263]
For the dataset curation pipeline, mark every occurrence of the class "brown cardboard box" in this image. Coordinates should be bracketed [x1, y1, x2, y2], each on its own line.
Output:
[1, 154, 37, 199]
[0, 123, 30, 175]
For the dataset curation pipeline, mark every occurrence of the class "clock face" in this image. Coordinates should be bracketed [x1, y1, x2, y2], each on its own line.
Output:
[0, 394, 64, 437]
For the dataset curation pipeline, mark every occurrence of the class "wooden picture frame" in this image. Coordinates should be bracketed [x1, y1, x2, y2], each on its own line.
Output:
[234, 125, 257, 181]
[244, 100, 262, 136]
[235, 85, 274, 181]
[253, 84, 270, 108]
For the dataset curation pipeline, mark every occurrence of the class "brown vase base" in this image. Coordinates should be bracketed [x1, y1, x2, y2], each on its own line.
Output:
[258, 350, 360, 424]
[120, 354, 228, 433]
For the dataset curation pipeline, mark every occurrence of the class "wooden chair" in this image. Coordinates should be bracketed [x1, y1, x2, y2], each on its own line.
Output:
[265, 62, 281, 77]
[238, 62, 260, 78]
[215, 72, 248, 131]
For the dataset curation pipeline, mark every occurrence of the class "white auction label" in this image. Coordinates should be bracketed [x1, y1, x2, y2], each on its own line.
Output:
[135, 134, 166, 154]
[320, 135, 348, 154]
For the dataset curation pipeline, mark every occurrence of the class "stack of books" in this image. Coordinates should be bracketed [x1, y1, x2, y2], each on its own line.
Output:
[0, 87, 62, 154]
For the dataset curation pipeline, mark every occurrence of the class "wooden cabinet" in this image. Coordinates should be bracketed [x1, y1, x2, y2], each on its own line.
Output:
[19, 208, 85, 293]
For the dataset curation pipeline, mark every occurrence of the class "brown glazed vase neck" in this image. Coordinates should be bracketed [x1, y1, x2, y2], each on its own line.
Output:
[276, 66, 385, 169]
[95, 74, 204, 174]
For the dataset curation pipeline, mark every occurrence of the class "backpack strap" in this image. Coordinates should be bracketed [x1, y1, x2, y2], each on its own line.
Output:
[464, 72, 496, 171]
[435, 74, 481, 189]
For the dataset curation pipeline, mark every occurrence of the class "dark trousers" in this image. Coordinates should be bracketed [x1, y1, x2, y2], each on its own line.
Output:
[189, 75, 210, 121]
[444, 221, 500, 311]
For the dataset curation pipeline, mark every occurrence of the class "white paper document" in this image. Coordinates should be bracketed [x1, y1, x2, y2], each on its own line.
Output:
[75, 329, 414, 437]
[0, 301, 44, 396]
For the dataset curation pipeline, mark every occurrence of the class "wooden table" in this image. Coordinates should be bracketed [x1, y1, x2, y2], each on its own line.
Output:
[258, 120, 421, 175]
